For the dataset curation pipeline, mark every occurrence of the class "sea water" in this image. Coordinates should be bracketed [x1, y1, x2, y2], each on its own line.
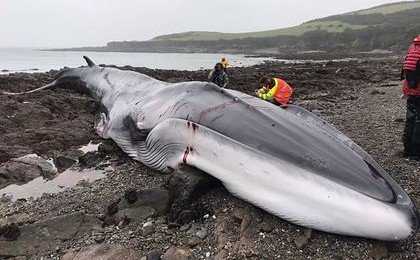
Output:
[0, 48, 275, 74]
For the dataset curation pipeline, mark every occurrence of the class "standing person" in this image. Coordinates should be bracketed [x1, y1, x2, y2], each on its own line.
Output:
[402, 35, 420, 157]
[256, 76, 293, 108]
[208, 59, 229, 88]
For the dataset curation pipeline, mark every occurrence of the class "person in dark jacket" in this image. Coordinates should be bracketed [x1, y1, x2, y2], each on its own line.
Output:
[401, 35, 420, 157]
[208, 62, 229, 88]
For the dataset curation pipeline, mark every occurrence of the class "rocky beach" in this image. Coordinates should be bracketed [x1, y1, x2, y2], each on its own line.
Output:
[0, 55, 419, 260]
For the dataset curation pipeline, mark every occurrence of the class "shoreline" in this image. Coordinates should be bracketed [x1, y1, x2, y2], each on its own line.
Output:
[0, 57, 418, 259]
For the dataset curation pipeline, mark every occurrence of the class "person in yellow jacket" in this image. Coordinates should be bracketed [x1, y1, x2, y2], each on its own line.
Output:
[256, 77, 293, 107]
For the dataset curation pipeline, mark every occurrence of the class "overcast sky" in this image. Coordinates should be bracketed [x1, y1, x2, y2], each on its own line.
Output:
[0, 0, 412, 48]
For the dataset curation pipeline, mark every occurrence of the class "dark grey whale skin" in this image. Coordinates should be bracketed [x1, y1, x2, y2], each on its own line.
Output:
[130, 82, 397, 202]
[9, 56, 416, 239]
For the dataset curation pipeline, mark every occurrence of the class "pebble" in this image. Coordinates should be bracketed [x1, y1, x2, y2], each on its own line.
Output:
[146, 249, 161, 260]
[143, 221, 153, 227]
[142, 225, 156, 236]
[303, 228, 313, 239]
[94, 235, 105, 243]
[180, 224, 191, 231]
[371, 243, 389, 260]
[260, 222, 274, 233]
[195, 230, 207, 239]
[233, 208, 245, 223]
[294, 235, 309, 250]
[187, 237, 202, 247]
[167, 222, 181, 229]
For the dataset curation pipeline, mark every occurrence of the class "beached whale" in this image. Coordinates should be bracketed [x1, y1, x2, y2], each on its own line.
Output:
[3, 56, 418, 241]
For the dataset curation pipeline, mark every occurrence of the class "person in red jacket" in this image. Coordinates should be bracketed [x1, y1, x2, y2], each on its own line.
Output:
[401, 35, 420, 157]
[256, 77, 293, 108]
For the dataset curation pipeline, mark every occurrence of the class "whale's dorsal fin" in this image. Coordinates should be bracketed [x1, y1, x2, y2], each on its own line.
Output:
[83, 56, 95, 67]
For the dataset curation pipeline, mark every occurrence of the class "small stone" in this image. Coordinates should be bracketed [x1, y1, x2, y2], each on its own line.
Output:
[141, 225, 156, 236]
[214, 249, 228, 260]
[161, 247, 190, 260]
[143, 221, 153, 227]
[233, 208, 245, 223]
[294, 235, 309, 249]
[167, 222, 181, 229]
[405, 188, 414, 195]
[179, 224, 191, 232]
[146, 249, 161, 260]
[205, 252, 210, 258]
[203, 214, 209, 219]
[187, 237, 202, 247]
[155, 217, 166, 225]
[259, 222, 274, 233]
[94, 235, 105, 243]
[371, 243, 389, 260]
[370, 89, 385, 95]
[195, 230, 207, 239]
[303, 228, 312, 239]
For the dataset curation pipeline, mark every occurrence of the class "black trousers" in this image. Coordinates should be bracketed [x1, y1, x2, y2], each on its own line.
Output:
[403, 95, 420, 155]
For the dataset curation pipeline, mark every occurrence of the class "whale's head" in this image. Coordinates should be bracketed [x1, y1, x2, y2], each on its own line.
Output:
[1, 56, 100, 96]
[54, 56, 98, 94]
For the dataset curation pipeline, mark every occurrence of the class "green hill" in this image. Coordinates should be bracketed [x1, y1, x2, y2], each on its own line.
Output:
[58, 1, 420, 54]
[151, 21, 366, 41]
[356, 1, 420, 14]
[151, 1, 420, 42]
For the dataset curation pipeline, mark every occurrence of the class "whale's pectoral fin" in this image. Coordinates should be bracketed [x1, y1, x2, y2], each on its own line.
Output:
[83, 56, 96, 67]
[95, 113, 109, 138]
[166, 165, 221, 224]
[1, 81, 57, 95]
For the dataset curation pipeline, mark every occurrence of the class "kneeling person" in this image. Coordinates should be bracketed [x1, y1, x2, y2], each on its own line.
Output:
[256, 77, 293, 107]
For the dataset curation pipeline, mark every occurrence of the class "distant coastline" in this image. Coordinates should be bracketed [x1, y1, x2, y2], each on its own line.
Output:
[47, 1, 420, 55]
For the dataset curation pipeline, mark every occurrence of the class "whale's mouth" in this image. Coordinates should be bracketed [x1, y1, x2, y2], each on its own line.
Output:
[55, 76, 89, 94]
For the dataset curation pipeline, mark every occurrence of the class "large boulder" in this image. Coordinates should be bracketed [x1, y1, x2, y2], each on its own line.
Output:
[0, 145, 33, 164]
[0, 155, 56, 189]
[0, 212, 101, 258]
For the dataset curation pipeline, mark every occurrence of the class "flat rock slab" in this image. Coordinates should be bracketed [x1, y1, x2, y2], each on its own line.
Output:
[62, 244, 143, 260]
[105, 188, 170, 225]
[0, 145, 33, 164]
[117, 188, 170, 214]
[0, 212, 101, 257]
[0, 156, 56, 188]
